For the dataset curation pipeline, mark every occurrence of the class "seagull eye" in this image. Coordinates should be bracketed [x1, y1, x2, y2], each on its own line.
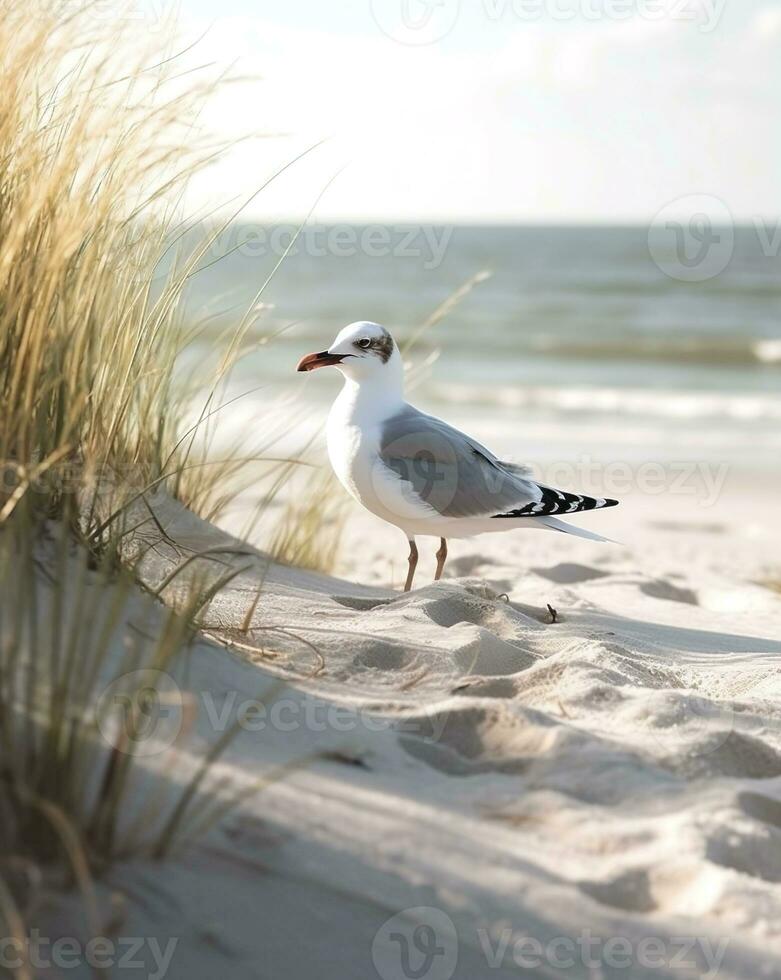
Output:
[356, 338, 371, 350]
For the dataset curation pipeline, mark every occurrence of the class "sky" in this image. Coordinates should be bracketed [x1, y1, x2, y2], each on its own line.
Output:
[158, 0, 781, 223]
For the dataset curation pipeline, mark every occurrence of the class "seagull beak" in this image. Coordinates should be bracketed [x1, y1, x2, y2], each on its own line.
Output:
[296, 350, 345, 372]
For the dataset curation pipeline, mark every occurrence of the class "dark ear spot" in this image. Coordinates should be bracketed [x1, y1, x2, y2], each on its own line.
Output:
[370, 331, 394, 364]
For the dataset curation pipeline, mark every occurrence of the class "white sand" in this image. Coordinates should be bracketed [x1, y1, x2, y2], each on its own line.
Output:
[42, 470, 781, 979]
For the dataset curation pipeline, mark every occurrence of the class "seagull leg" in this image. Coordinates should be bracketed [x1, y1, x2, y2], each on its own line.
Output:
[404, 538, 418, 592]
[434, 538, 448, 581]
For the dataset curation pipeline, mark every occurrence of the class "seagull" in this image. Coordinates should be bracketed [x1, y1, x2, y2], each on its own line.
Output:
[297, 321, 618, 592]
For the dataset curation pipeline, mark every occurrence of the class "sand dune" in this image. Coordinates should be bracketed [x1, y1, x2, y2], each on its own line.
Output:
[44, 478, 775, 980]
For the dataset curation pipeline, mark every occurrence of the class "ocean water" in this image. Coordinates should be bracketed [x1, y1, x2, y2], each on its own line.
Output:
[180, 225, 781, 475]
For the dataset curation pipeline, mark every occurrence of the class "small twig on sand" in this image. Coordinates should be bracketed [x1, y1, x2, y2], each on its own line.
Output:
[547, 603, 558, 624]
[202, 631, 279, 660]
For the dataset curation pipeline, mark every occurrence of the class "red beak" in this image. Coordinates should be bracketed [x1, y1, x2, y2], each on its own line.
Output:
[296, 350, 345, 372]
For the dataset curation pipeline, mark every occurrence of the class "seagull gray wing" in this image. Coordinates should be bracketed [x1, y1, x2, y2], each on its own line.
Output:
[379, 404, 618, 520]
[378, 405, 539, 519]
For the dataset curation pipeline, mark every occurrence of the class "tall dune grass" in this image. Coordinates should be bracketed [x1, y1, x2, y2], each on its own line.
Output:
[4, 12, 163, 514]
[268, 469, 347, 572]
[0, 505, 233, 861]
[0, 4, 490, 953]
[0, 0, 304, 949]
[0, 1, 279, 534]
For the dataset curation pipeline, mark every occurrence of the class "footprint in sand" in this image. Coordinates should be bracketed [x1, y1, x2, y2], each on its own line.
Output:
[447, 554, 488, 577]
[397, 702, 561, 776]
[706, 820, 781, 884]
[355, 644, 416, 671]
[331, 595, 394, 611]
[640, 580, 699, 605]
[671, 730, 781, 780]
[532, 563, 610, 584]
[453, 629, 536, 676]
[422, 592, 495, 628]
[738, 791, 781, 828]
[400, 733, 532, 777]
[577, 869, 657, 914]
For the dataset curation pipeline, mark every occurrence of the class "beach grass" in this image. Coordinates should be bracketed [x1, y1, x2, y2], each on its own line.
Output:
[0, 0, 313, 947]
[0, 502, 293, 978]
[0, 0, 490, 951]
[0, 1, 310, 538]
[268, 469, 347, 573]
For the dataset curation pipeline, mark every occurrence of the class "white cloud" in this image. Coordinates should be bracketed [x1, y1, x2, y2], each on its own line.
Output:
[174, 6, 781, 222]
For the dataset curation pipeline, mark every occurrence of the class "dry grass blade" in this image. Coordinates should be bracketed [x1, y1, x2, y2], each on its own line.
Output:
[0, 0, 321, 936]
[268, 469, 347, 574]
[0, 874, 32, 980]
[402, 269, 493, 356]
[0, 511, 263, 881]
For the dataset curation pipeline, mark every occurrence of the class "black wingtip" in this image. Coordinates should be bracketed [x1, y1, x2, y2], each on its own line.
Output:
[492, 491, 620, 519]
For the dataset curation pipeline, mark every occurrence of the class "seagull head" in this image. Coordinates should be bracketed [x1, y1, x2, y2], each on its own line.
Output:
[296, 321, 401, 385]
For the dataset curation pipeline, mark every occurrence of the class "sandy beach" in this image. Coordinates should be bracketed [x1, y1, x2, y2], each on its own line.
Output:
[3, 5, 780, 976]
[35, 458, 780, 980]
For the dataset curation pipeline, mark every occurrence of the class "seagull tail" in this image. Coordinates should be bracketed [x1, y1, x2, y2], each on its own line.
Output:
[536, 515, 621, 545]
